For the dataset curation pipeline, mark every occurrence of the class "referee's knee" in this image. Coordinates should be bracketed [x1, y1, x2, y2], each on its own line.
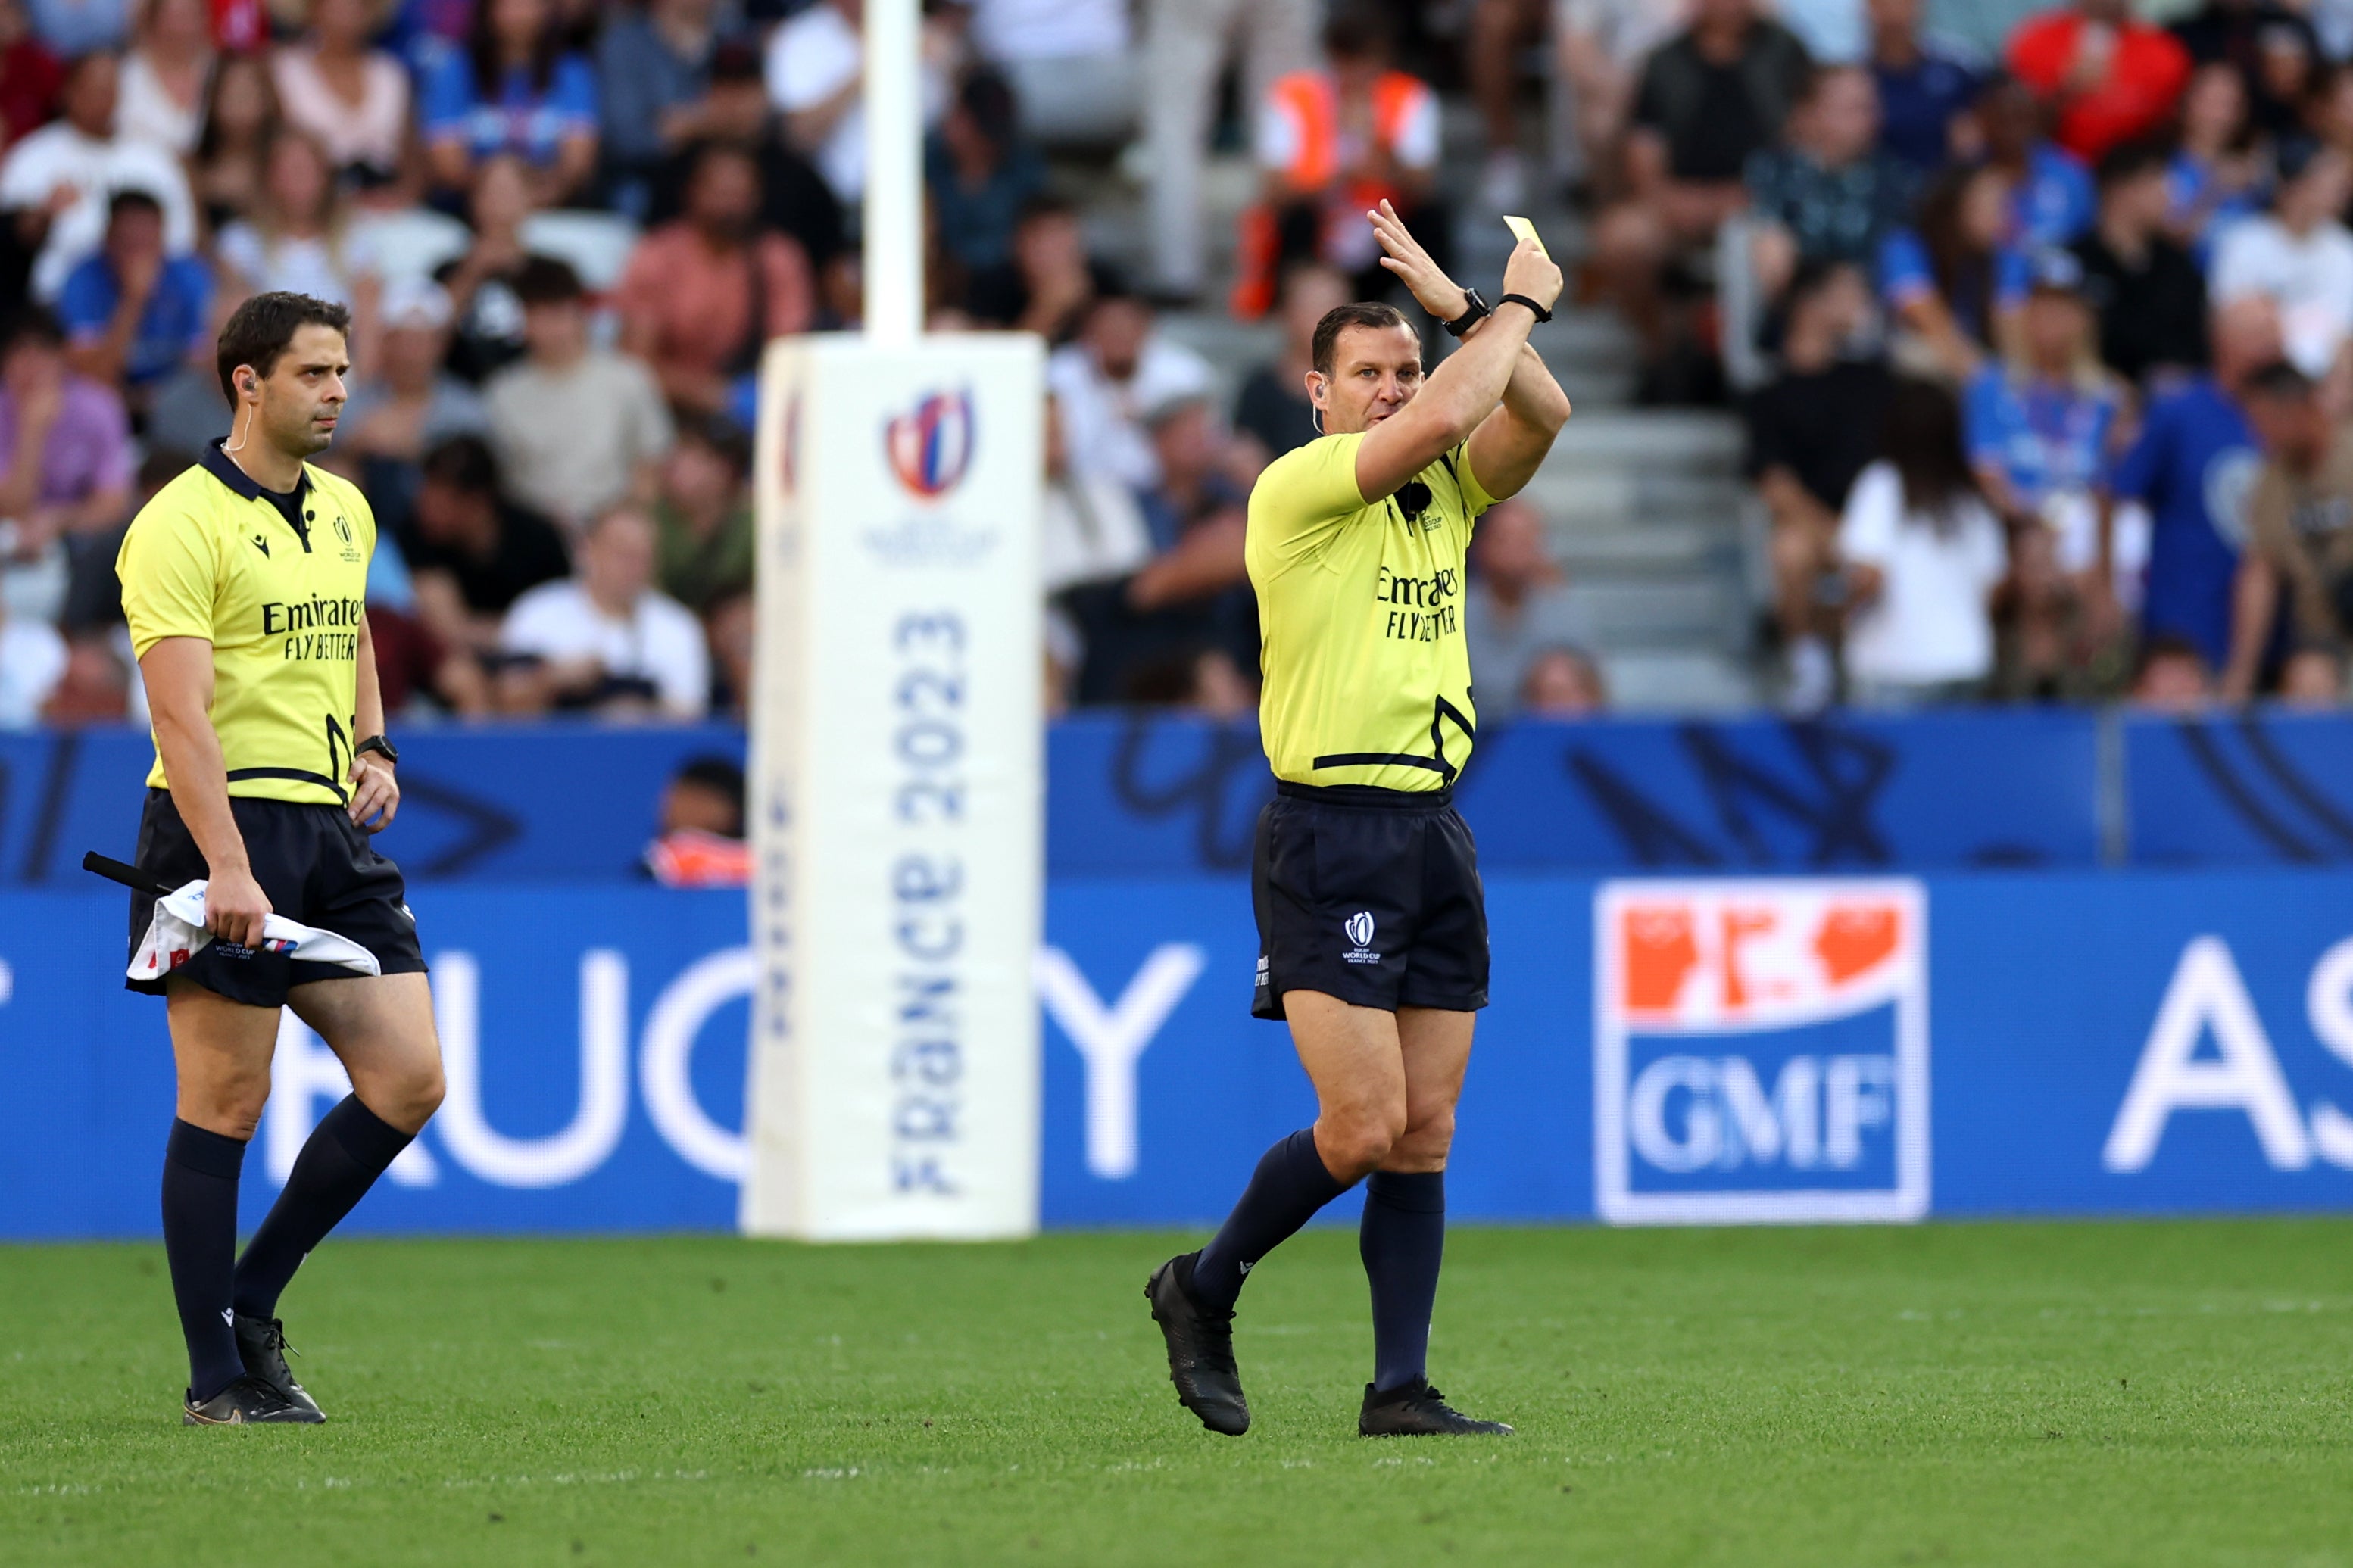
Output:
[1318, 1104, 1408, 1182]
[369, 1058, 445, 1133]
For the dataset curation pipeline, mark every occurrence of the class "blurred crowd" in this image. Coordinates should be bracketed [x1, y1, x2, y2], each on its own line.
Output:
[1535, 0, 2353, 711]
[17, 0, 2352, 731]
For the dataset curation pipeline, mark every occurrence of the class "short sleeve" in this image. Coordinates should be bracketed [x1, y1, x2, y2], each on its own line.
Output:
[1452, 439, 1499, 519]
[1961, 371, 2008, 467]
[117, 502, 220, 656]
[549, 55, 598, 135]
[1631, 51, 1669, 132]
[0, 136, 50, 209]
[2105, 398, 2167, 500]
[1878, 229, 1932, 305]
[420, 51, 475, 139]
[1993, 246, 2032, 310]
[1390, 83, 1439, 170]
[1837, 462, 1901, 566]
[55, 259, 112, 337]
[1247, 432, 1367, 569]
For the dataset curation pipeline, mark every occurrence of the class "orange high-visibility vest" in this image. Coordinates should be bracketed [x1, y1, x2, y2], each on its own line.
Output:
[1231, 68, 1434, 319]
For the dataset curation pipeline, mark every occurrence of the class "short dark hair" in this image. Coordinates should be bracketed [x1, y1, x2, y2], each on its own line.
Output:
[956, 67, 1019, 145]
[2245, 360, 2318, 402]
[673, 754, 747, 835]
[513, 254, 585, 306]
[2096, 138, 2170, 190]
[216, 291, 351, 405]
[1311, 301, 1413, 376]
[2135, 632, 2212, 681]
[1786, 256, 1860, 310]
[1322, 5, 1393, 61]
[420, 434, 501, 497]
[107, 189, 163, 226]
[1, 305, 64, 358]
[676, 412, 752, 475]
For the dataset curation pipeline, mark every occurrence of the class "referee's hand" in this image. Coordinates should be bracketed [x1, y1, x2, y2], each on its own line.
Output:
[204, 866, 272, 950]
[349, 753, 399, 834]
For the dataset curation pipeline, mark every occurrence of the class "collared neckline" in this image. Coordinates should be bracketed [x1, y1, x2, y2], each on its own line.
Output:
[198, 438, 313, 507]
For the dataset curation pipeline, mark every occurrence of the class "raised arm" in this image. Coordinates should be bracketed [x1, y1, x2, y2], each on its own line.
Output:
[1464, 334, 1572, 501]
[1353, 205, 1563, 503]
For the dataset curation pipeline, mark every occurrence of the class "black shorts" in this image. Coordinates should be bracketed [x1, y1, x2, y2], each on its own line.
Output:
[124, 789, 428, 1008]
[1250, 781, 1489, 1021]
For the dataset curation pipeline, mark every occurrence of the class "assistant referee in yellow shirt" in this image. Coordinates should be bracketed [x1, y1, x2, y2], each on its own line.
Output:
[1149, 206, 1570, 1438]
[116, 292, 445, 1425]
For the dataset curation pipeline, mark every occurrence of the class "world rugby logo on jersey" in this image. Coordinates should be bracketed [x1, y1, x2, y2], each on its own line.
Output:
[1593, 879, 1930, 1225]
[885, 388, 976, 499]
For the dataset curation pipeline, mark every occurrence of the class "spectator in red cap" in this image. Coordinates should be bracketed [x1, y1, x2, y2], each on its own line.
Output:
[2006, 0, 2191, 165]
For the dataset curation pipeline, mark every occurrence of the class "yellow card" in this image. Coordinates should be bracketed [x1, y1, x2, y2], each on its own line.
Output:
[1503, 214, 1548, 257]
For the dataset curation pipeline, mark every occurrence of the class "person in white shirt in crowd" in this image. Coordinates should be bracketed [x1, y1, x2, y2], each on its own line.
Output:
[1463, 497, 1598, 722]
[1044, 282, 1214, 491]
[966, 0, 1134, 146]
[2211, 136, 2353, 387]
[214, 128, 380, 318]
[0, 49, 196, 300]
[1837, 376, 2009, 707]
[1139, 0, 1314, 302]
[0, 583, 67, 727]
[272, 0, 413, 189]
[765, 0, 951, 210]
[116, 0, 211, 154]
[1038, 391, 1153, 708]
[498, 505, 710, 720]
[486, 255, 672, 535]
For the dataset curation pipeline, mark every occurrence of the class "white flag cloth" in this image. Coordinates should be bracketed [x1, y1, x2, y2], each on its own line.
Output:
[128, 879, 382, 983]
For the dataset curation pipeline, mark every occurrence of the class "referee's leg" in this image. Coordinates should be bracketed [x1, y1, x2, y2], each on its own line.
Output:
[162, 980, 281, 1410]
[232, 974, 443, 1336]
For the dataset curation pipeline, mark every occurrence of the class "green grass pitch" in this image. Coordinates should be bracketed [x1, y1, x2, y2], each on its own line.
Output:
[5, 1220, 2353, 1566]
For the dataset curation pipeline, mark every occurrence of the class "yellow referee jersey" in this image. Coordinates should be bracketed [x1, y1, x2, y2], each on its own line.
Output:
[117, 442, 377, 806]
[1246, 430, 1496, 791]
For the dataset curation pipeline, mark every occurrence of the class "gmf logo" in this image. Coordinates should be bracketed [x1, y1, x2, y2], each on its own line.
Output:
[1593, 879, 1930, 1225]
[885, 388, 976, 498]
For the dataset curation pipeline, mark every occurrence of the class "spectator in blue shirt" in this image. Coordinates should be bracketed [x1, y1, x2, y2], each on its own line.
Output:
[1977, 72, 2096, 249]
[56, 189, 208, 408]
[2104, 296, 2285, 671]
[926, 67, 1044, 277]
[1964, 250, 2125, 691]
[1866, 0, 1980, 173]
[2167, 61, 2264, 269]
[1745, 64, 1916, 306]
[423, 0, 599, 206]
[596, 0, 719, 222]
[1880, 162, 2031, 380]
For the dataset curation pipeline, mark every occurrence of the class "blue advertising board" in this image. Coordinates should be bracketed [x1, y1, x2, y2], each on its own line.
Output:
[8, 868, 2353, 1238]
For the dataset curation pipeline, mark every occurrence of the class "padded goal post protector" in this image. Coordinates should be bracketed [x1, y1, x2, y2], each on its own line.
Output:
[742, 333, 1046, 1240]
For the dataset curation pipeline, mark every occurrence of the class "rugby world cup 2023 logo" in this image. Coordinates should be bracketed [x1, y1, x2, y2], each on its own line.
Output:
[1593, 880, 1930, 1225]
[885, 388, 977, 499]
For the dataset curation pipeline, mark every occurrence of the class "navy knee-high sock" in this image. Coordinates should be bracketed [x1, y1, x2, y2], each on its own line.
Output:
[1191, 1129, 1353, 1311]
[232, 1096, 413, 1321]
[1360, 1170, 1446, 1393]
[161, 1119, 248, 1402]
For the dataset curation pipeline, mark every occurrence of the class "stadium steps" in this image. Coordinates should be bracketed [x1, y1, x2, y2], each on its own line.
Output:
[1057, 110, 1764, 712]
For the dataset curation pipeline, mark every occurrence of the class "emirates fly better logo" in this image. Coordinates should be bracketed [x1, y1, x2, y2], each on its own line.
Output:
[885, 388, 976, 498]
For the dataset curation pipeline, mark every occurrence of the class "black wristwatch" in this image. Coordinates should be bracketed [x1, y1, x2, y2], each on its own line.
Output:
[1496, 291, 1553, 325]
[355, 734, 398, 766]
[1442, 288, 1490, 338]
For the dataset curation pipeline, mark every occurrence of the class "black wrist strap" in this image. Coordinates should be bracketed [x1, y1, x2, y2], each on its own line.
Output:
[1442, 289, 1490, 338]
[356, 734, 397, 765]
[1496, 292, 1553, 325]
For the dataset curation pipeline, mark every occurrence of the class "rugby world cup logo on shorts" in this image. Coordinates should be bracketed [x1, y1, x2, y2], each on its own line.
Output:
[1593, 880, 1930, 1224]
[885, 388, 976, 499]
[1343, 910, 1378, 965]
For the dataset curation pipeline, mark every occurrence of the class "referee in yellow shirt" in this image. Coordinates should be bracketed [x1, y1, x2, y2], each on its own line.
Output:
[1149, 206, 1569, 1438]
[115, 292, 445, 1424]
